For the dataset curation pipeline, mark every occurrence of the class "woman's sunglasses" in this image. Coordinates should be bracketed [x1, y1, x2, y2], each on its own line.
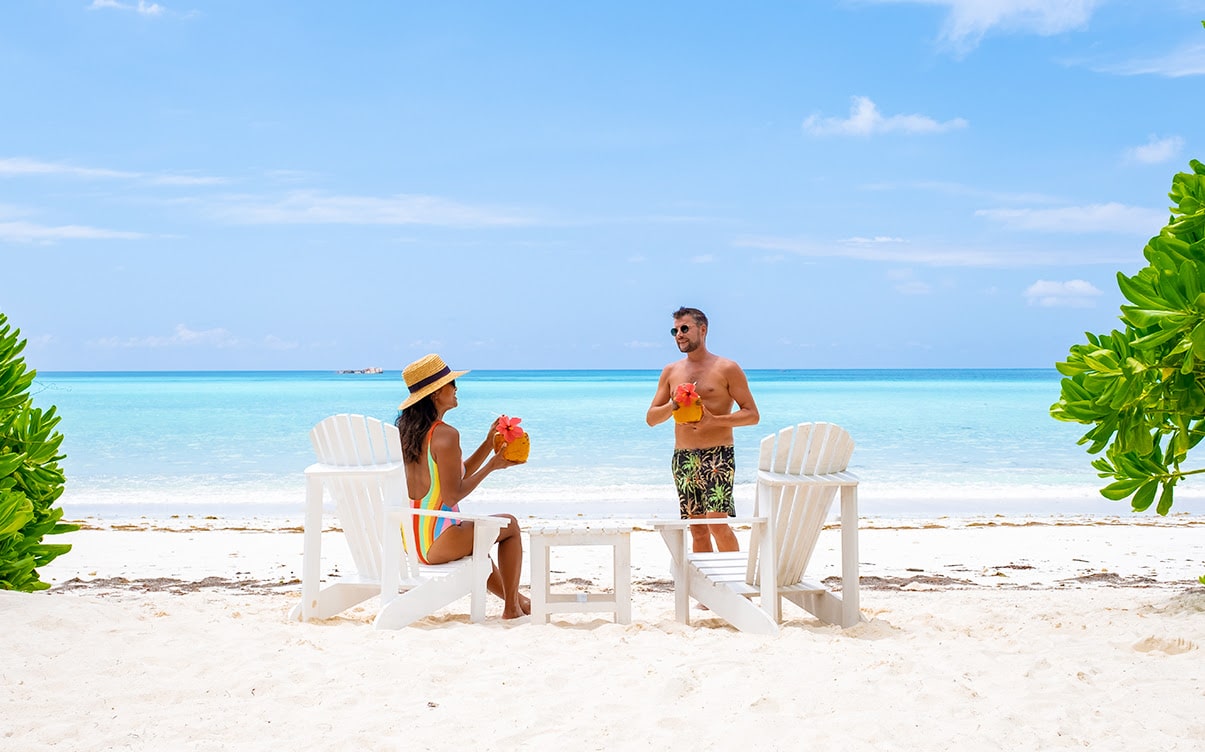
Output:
[670, 325, 691, 336]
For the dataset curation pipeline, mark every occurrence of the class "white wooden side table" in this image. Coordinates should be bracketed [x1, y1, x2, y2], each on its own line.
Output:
[528, 523, 633, 625]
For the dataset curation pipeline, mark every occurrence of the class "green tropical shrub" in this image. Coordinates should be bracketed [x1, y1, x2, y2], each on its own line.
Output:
[1051, 160, 1205, 517]
[0, 312, 76, 591]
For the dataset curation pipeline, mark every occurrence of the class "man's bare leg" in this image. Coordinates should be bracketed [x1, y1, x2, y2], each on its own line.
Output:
[688, 513, 739, 552]
[689, 517, 714, 553]
[705, 511, 739, 552]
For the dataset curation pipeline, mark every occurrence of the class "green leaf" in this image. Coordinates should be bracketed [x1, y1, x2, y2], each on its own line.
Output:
[0, 453, 22, 477]
[1183, 260, 1203, 300]
[1131, 326, 1188, 350]
[1116, 272, 1165, 309]
[1100, 477, 1146, 501]
[1082, 351, 1121, 373]
[1059, 377, 1093, 402]
[1130, 480, 1159, 512]
[1121, 307, 1188, 329]
[1191, 321, 1205, 359]
[1181, 349, 1197, 375]
[1155, 482, 1176, 516]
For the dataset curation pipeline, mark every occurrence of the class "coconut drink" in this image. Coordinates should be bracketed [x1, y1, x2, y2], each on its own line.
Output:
[672, 382, 703, 423]
[492, 415, 530, 462]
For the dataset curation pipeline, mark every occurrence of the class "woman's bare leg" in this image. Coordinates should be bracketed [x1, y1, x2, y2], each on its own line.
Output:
[486, 562, 531, 616]
[493, 514, 528, 618]
[426, 518, 529, 618]
[425, 521, 476, 563]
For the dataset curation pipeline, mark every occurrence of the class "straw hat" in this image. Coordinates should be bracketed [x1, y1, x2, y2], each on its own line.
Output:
[398, 354, 469, 410]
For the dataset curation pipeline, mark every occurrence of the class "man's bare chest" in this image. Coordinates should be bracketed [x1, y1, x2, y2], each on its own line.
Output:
[671, 365, 725, 400]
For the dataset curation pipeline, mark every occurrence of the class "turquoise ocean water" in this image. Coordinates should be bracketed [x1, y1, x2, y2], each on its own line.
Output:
[30, 369, 1205, 521]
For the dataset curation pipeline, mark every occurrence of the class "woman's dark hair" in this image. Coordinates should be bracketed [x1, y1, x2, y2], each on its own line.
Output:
[396, 396, 438, 463]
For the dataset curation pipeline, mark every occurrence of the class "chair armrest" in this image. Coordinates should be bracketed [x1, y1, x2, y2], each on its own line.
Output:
[379, 494, 506, 527]
[651, 516, 766, 529]
[409, 508, 508, 529]
[757, 469, 859, 487]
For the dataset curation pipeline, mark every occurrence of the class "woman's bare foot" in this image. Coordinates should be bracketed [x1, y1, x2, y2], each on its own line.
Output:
[502, 603, 527, 619]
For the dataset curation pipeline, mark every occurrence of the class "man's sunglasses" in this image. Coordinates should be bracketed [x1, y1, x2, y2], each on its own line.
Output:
[670, 325, 691, 336]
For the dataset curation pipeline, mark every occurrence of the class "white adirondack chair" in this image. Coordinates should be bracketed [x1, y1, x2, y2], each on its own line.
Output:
[290, 414, 506, 629]
[655, 422, 861, 635]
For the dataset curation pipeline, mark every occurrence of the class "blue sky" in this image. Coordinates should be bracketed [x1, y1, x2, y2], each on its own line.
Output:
[2, 1, 1204, 371]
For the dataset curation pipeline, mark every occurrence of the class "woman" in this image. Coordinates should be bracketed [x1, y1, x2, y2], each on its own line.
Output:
[395, 353, 530, 619]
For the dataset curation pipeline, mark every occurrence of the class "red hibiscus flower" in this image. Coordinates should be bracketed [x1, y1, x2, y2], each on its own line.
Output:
[496, 415, 526, 443]
[673, 383, 699, 406]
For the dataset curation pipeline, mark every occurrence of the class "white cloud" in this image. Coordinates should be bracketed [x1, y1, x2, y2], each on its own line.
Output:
[861, 180, 1060, 205]
[0, 157, 135, 179]
[0, 203, 25, 220]
[1098, 44, 1205, 78]
[210, 191, 534, 227]
[642, 214, 717, 224]
[1024, 279, 1102, 307]
[938, 0, 1098, 49]
[803, 96, 967, 136]
[887, 268, 933, 295]
[738, 234, 1002, 266]
[89, 0, 164, 16]
[262, 335, 298, 351]
[733, 234, 1129, 267]
[265, 169, 318, 184]
[408, 339, 445, 353]
[0, 157, 224, 185]
[0, 220, 147, 243]
[691, 254, 716, 264]
[861, 0, 1100, 53]
[151, 174, 228, 186]
[93, 324, 240, 349]
[976, 203, 1167, 234]
[843, 235, 906, 246]
[1123, 135, 1184, 165]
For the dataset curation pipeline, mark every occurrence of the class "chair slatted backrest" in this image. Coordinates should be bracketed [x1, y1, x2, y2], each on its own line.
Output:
[310, 414, 415, 581]
[755, 422, 855, 586]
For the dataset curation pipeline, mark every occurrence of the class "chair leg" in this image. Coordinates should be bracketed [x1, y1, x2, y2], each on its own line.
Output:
[840, 486, 860, 627]
[298, 475, 325, 621]
[614, 534, 632, 625]
[530, 535, 550, 624]
[469, 523, 495, 623]
[658, 528, 692, 625]
[304, 583, 379, 620]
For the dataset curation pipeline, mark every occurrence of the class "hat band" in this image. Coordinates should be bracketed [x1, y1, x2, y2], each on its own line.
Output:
[407, 365, 452, 394]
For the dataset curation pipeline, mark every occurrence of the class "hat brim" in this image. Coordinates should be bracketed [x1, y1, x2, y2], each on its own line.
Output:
[398, 368, 470, 410]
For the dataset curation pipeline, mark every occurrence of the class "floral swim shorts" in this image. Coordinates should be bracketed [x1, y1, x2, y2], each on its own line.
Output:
[671, 445, 736, 519]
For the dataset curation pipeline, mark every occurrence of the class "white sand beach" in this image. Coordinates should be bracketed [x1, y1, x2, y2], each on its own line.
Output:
[7, 515, 1205, 751]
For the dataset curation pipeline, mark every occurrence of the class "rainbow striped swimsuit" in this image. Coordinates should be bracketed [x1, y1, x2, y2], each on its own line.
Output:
[411, 421, 460, 564]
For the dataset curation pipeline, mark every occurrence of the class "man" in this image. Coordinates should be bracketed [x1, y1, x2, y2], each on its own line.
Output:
[646, 306, 759, 553]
